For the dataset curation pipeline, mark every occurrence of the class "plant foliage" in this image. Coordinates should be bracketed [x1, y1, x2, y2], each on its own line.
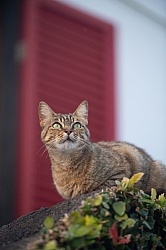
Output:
[34, 173, 166, 249]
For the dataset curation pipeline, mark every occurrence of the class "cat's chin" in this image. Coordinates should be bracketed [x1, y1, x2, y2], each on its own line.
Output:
[56, 140, 78, 150]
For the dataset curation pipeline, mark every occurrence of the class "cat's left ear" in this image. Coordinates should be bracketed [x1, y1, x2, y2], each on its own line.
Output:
[38, 102, 54, 128]
[73, 100, 88, 125]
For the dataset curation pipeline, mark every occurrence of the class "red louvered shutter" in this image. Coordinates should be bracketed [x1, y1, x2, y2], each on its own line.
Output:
[16, 0, 116, 217]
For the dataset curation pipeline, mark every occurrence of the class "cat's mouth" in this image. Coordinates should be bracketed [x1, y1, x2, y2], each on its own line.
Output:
[64, 136, 74, 143]
[59, 136, 77, 150]
[64, 136, 73, 142]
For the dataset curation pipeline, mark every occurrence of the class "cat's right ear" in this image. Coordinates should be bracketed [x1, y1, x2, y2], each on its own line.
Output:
[38, 102, 54, 128]
[73, 100, 88, 125]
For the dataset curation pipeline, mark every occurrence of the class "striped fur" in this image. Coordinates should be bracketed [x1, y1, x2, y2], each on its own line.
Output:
[38, 101, 166, 199]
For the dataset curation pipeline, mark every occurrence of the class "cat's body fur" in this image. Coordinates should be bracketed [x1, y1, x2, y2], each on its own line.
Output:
[38, 101, 166, 199]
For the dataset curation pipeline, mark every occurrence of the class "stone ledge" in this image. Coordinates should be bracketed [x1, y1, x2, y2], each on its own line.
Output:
[0, 192, 96, 250]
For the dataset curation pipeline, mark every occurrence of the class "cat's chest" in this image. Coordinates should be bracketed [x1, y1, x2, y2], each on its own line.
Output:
[51, 162, 85, 183]
[51, 165, 87, 198]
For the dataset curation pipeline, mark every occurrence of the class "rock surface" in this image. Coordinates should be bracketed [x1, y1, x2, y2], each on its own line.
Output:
[0, 192, 95, 249]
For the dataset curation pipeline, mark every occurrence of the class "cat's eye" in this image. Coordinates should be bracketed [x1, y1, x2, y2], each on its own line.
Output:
[73, 122, 82, 129]
[52, 122, 62, 129]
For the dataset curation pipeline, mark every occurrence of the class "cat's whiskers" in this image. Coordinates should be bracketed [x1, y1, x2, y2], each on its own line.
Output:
[37, 141, 55, 158]
[37, 145, 49, 158]
[36, 144, 47, 155]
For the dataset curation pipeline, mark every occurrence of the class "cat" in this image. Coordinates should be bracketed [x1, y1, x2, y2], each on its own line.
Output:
[38, 100, 166, 199]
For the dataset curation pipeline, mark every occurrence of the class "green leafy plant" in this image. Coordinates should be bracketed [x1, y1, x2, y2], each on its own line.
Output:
[34, 173, 166, 249]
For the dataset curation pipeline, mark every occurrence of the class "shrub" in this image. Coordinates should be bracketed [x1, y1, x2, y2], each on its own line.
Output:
[34, 173, 166, 249]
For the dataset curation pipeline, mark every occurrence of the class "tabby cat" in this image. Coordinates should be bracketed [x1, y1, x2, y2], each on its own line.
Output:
[38, 100, 166, 199]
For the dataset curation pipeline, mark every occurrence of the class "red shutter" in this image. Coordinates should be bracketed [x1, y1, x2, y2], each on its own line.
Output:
[16, 0, 116, 217]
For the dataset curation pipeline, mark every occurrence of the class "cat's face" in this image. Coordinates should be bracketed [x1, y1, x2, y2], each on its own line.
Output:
[38, 101, 90, 150]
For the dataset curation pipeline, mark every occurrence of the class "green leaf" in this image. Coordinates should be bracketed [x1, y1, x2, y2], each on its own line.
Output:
[69, 211, 84, 224]
[142, 231, 153, 240]
[93, 195, 103, 206]
[128, 172, 144, 188]
[75, 225, 91, 237]
[139, 198, 154, 204]
[142, 220, 152, 230]
[119, 177, 130, 190]
[151, 188, 157, 201]
[113, 201, 126, 216]
[121, 218, 136, 229]
[140, 191, 150, 199]
[69, 224, 91, 238]
[70, 237, 88, 249]
[85, 215, 98, 226]
[147, 216, 155, 229]
[102, 201, 110, 209]
[139, 208, 149, 217]
[44, 240, 56, 250]
[114, 213, 128, 222]
[158, 193, 166, 203]
[44, 216, 54, 229]
[87, 224, 102, 238]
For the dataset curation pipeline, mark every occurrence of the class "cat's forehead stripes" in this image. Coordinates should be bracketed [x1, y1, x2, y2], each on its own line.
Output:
[53, 113, 76, 126]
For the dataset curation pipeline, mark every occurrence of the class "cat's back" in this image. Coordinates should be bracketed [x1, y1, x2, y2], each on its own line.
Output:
[95, 141, 152, 165]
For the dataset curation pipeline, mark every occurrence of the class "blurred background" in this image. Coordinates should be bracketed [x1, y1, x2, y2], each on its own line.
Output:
[0, 0, 166, 226]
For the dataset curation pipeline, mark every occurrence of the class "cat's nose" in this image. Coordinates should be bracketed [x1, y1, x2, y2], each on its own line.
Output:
[65, 130, 72, 135]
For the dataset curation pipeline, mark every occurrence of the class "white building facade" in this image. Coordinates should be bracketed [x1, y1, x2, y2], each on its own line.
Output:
[60, 0, 166, 163]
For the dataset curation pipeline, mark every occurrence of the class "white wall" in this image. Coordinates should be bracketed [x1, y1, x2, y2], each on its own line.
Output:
[60, 0, 166, 163]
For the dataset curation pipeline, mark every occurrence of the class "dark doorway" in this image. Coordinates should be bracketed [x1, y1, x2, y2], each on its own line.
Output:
[0, 0, 20, 226]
